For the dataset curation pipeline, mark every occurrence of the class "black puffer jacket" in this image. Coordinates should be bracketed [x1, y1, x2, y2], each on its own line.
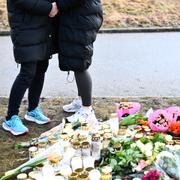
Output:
[7, 0, 58, 63]
[57, 0, 103, 72]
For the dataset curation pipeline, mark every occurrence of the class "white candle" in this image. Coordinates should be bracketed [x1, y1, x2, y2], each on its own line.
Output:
[83, 156, 95, 169]
[42, 164, 55, 180]
[71, 156, 83, 171]
[59, 165, 72, 179]
[89, 169, 101, 180]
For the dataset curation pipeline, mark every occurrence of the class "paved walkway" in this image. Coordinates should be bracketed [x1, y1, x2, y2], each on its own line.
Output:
[0, 32, 180, 97]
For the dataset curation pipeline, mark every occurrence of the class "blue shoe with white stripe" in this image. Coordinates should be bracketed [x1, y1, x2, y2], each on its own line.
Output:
[2, 115, 29, 136]
[25, 107, 50, 125]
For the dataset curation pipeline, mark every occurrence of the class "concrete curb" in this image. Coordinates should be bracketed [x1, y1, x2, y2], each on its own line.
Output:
[1, 27, 180, 36]
[0, 31, 10, 36]
[99, 27, 180, 33]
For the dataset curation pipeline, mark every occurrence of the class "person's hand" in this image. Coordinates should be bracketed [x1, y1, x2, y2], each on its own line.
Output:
[49, 2, 58, 17]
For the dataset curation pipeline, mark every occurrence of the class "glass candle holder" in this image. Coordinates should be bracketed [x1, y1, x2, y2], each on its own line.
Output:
[28, 146, 38, 159]
[89, 169, 101, 180]
[72, 142, 82, 157]
[81, 142, 91, 157]
[74, 168, 84, 176]
[83, 156, 95, 169]
[71, 157, 83, 171]
[78, 174, 88, 180]
[68, 172, 78, 180]
[17, 173, 27, 180]
[38, 141, 47, 153]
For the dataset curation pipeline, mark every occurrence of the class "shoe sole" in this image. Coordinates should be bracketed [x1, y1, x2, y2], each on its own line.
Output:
[63, 107, 80, 113]
[24, 115, 51, 125]
[66, 111, 98, 124]
[2, 123, 28, 136]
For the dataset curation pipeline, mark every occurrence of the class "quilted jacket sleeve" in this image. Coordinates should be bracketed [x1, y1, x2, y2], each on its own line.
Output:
[14, 0, 52, 15]
[56, 0, 85, 11]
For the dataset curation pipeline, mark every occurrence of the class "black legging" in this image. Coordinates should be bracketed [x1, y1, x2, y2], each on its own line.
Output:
[74, 70, 92, 106]
[6, 60, 49, 120]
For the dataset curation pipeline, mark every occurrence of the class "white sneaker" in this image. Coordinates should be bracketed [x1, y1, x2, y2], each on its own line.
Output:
[63, 97, 82, 113]
[66, 107, 97, 125]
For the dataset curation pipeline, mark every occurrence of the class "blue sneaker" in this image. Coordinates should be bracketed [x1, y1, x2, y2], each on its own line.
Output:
[2, 115, 29, 136]
[24, 107, 50, 125]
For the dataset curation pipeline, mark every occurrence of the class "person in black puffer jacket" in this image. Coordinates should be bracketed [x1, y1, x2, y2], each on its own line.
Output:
[57, 0, 103, 124]
[2, 0, 59, 136]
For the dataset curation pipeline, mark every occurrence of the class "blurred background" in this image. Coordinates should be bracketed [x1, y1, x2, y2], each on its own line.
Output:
[1, 0, 180, 30]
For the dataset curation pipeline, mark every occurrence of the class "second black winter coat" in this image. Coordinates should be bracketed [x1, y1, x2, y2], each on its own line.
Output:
[57, 0, 103, 72]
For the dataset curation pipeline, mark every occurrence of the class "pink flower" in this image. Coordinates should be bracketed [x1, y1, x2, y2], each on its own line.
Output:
[142, 170, 161, 180]
[135, 160, 148, 171]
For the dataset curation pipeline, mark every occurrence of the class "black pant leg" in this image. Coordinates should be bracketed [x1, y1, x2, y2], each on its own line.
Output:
[28, 60, 49, 111]
[7, 62, 37, 120]
[74, 70, 92, 106]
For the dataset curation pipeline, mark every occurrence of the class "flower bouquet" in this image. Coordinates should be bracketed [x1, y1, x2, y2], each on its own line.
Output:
[99, 133, 166, 177]
[116, 102, 141, 119]
[168, 121, 180, 137]
[166, 106, 180, 122]
[155, 151, 180, 179]
[148, 110, 173, 132]
[142, 170, 162, 180]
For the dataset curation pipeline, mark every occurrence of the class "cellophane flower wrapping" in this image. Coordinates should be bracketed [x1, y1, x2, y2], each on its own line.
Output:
[165, 106, 180, 122]
[155, 149, 180, 179]
[116, 102, 141, 119]
[148, 110, 173, 132]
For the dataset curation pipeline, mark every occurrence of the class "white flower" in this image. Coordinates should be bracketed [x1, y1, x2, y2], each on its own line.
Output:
[154, 142, 165, 153]
[145, 142, 153, 150]
[145, 150, 153, 157]
[136, 140, 145, 153]
[130, 143, 137, 149]
[165, 135, 173, 142]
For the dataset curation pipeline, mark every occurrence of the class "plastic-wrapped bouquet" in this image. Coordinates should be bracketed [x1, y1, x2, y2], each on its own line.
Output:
[148, 110, 173, 132]
[116, 102, 141, 119]
[166, 106, 180, 122]
[155, 151, 180, 179]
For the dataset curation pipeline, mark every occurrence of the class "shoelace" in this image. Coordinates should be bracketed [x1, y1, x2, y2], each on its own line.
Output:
[11, 117, 22, 127]
[75, 108, 90, 118]
[33, 108, 44, 119]
[71, 99, 78, 105]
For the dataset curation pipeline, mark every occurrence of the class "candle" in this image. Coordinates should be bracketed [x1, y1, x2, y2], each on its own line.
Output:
[59, 165, 72, 179]
[89, 169, 101, 180]
[71, 157, 83, 171]
[42, 164, 55, 180]
[109, 113, 119, 136]
[28, 146, 38, 159]
[83, 156, 95, 169]
[81, 142, 91, 157]
[17, 173, 27, 180]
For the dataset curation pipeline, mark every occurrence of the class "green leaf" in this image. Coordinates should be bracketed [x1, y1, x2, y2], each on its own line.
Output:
[110, 158, 118, 169]
[152, 133, 166, 143]
[120, 113, 147, 126]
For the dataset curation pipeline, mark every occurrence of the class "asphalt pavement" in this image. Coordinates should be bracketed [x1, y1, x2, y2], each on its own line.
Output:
[0, 32, 180, 97]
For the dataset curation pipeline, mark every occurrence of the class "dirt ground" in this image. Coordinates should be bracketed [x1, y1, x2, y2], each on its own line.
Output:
[1, 0, 180, 30]
[0, 97, 180, 177]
